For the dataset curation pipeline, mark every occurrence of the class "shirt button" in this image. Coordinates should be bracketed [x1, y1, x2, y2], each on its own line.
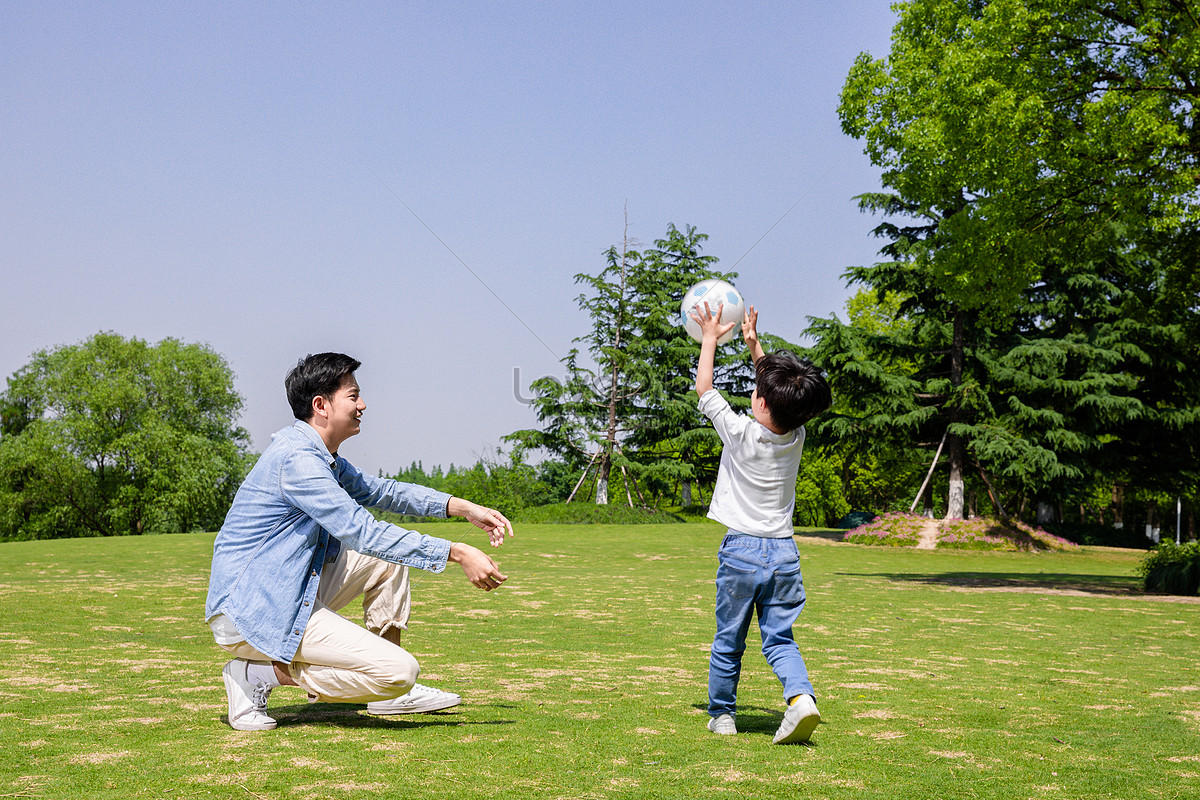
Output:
[304, 601, 310, 606]
[294, 629, 300, 635]
[311, 570, 317, 576]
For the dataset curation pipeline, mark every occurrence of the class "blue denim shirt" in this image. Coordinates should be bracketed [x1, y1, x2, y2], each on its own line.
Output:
[205, 421, 452, 662]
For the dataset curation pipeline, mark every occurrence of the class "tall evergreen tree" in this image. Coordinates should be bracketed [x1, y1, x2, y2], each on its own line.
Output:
[828, 0, 1200, 521]
[508, 222, 753, 506]
[626, 224, 749, 505]
[507, 233, 647, 505]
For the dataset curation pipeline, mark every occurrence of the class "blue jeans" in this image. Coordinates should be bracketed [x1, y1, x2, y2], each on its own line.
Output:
[708, 533, 813, 717]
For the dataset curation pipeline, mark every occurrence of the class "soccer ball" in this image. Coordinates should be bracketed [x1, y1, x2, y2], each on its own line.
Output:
[680, 279, 745, 345]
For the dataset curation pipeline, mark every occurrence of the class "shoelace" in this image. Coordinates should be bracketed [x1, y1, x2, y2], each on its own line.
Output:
[251, 682, 273, 713]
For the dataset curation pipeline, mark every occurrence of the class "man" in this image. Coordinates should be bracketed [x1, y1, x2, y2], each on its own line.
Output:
[205, 352, 513, 730]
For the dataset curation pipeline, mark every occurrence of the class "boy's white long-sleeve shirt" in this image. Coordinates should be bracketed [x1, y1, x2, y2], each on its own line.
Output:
[698, 388, 806, 538]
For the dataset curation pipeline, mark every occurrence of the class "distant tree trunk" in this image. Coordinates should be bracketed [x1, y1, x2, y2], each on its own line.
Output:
[945, 310, 966, 520]
[681, 480, 692, 507]
[594, 217, 631, 506]
[596, 449, 611, 506]
[1112, 484, 1125, 529]
[945, 438, 965, 519]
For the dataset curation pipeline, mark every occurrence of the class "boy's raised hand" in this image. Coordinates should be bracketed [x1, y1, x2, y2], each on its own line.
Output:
[743, 305, 765, 364]
[689, 301, 736, 342]
[742, 305, 759, 347]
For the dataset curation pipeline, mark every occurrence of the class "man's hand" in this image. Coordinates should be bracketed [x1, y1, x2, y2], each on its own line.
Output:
[447, 498, 515, 547]
[449, 542, 508, 591]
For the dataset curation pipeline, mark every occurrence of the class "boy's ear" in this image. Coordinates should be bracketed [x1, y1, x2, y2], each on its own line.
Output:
[754, 393, 776, 423]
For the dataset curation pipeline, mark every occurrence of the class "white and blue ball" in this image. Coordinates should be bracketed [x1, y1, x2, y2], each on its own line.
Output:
[680, 279, 745, 345]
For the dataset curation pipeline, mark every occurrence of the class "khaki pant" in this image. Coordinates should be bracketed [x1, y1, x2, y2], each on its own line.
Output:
[220, 548, 419, 703]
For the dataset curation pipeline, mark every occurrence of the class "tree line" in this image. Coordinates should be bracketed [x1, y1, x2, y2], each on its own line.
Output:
[1, 1, 1196, 542]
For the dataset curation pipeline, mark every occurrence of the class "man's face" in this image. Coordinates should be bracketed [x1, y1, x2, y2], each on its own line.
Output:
[326, 376, 366, 444]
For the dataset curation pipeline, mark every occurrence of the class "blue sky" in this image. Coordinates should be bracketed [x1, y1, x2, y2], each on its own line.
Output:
[1, 1, 898, 475]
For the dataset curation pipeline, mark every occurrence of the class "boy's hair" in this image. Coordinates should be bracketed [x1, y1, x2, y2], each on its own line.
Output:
[285, 353, 362, 421]
[755, 351, 832, 432]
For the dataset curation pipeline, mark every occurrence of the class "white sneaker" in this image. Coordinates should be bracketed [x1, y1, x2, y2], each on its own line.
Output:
[222, 659, 276, 731]
[367, 683, 462, 715]
[773, 694, 820, 744]
[707, 713, 737, 735]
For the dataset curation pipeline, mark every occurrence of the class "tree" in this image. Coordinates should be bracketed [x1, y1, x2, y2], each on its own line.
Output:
[809, 210, 1200, 527]
[506, 218, 648, 504]
[0, 332, 251, 539]
[507, 222, 752, 506]
[832, 0, 1200, 520]
[840, 0, 1200, 312]
[626, 224, 751, 506]
[802, 287, 927, 516]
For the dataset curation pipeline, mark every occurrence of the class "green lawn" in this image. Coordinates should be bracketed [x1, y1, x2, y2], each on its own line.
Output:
[1, 523, 1196, 799]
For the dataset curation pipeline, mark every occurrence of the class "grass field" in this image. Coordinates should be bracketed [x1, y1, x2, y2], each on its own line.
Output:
[1, 523, 1197, 799]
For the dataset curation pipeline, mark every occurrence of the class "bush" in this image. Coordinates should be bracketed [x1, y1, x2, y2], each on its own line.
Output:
[938, 517, 1078, 552]
[835, 511, 878, 529]
[842, 513, 1079, 551]
[843, 512, 925, 546]
[1041, 521, 1153, 549]
[1140, 541, 1200, 596]
[512, 503, 685, 524]
[794, 452, 851, 527]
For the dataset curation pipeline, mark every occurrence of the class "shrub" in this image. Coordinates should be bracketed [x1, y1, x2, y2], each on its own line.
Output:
[1041, 521, 1153, 549]
[836, 510, 878, 529]
[1140, 541, 1200, 596]
[374, 503, 684, 527]
[842, 513, 1079, 551]
[842, 511, 925, 546]
[938, 518, 1079, 552]
[511, 503, 685, 525]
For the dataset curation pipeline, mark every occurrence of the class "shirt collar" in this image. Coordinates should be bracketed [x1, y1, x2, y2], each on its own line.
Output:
[294, 420, 337, 468]
[755, 421, 798, 445]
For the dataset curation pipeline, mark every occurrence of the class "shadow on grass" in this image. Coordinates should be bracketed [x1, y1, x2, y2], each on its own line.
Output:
[843, 571, 1143, 596]
[793, 529, 845, 543]
[235, 702, 518, 730]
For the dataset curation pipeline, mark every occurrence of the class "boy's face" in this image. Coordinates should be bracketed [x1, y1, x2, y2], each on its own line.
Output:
[751, 388, 783, 434]
[323, 375, 366, 444]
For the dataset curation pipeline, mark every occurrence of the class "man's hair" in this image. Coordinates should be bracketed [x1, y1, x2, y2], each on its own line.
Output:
[755, 351, 832, 432]
[285, 353, 362, 421]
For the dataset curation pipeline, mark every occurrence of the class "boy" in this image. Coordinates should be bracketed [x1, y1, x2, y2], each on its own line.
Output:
[691, 302, 832, 744]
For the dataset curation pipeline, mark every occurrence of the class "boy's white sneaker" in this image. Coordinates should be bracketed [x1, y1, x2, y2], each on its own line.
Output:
[774, 694, 820, 744]
[222, 659, 277, 731]
[707, 713, 737, 735]
[367, 683, 462, 715]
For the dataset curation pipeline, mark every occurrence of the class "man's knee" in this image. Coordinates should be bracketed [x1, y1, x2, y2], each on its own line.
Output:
[374, 648, 420, 697]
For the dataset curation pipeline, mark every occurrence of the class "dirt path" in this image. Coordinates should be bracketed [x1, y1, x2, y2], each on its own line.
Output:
[916, 519, 939, 549]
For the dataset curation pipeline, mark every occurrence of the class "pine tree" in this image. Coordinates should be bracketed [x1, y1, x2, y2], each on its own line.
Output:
[507, 222, 752, 506]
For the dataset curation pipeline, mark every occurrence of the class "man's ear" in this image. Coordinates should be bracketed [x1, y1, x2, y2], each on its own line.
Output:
[311, 394, 329, 420]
